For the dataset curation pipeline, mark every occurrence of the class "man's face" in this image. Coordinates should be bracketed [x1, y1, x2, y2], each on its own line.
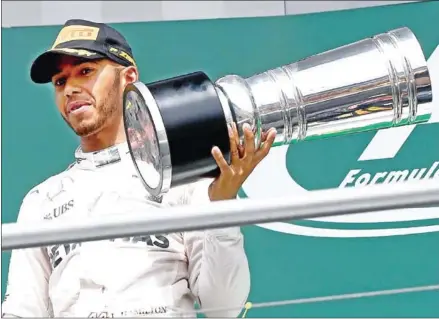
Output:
[51, 56, 124, 137]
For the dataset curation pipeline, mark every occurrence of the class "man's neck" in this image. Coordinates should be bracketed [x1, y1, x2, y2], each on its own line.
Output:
[80, 122, 126, 153]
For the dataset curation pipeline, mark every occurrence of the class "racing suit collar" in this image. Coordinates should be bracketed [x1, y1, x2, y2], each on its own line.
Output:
[74, 142, 131, 169]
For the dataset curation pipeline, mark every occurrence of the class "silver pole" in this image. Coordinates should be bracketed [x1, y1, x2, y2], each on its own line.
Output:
[2, 179, 439, 251]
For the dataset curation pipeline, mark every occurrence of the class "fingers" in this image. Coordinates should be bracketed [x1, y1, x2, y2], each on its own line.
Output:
[260, 130, 269, 143]
[260, 126, 277, 143]
[232, 122, 245, 158]
[228, 124, 240, 164]
[255, 128, 277, 163]
[214, 123, 276, 178]
[243, 123, 256, 158]
[212, 146, 233, 175]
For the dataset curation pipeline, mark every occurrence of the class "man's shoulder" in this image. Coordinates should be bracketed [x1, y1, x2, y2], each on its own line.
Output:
[22, 167, 75, 204]
[16, 167, 76, 222]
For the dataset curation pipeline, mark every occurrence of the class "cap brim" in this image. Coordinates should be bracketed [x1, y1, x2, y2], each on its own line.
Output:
[30, 48, 106, 84]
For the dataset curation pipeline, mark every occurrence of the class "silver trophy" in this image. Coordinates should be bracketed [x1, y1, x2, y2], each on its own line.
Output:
[123, 27, 432, 197]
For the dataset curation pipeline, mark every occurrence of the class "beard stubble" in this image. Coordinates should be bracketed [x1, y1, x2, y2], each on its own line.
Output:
[64, 69, 122, 137]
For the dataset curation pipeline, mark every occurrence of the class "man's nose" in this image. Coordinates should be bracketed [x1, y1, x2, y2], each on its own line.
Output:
[64, 80, 82, 98]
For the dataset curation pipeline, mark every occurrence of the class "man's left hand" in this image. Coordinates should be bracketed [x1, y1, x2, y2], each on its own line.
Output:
[208, 122, 277, 201]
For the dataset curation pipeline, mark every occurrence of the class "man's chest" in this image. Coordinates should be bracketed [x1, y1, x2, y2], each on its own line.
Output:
[41, 171, 163, 221]
[47, 233, 185, 271]
[40, 170, 180, 271]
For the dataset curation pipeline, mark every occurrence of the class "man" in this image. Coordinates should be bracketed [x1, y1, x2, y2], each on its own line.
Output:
[2, 19, 277, 318]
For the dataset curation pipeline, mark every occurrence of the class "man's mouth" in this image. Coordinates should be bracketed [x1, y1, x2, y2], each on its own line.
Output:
[67, 101, 92, 114]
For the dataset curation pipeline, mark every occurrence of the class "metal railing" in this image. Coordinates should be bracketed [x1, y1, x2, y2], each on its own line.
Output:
[2, 178, 439, 251]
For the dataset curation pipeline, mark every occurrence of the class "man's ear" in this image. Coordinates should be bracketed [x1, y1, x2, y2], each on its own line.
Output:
[123, 66, 139, 85]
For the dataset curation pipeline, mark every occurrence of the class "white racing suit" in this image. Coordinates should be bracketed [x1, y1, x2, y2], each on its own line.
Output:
[2, 143, 250, 317]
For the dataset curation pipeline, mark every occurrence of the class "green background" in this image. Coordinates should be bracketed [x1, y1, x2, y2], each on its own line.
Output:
[2, 1, 439, 316]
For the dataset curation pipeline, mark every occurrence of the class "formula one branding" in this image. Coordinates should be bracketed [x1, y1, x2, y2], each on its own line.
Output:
[339, 161, 439, 188]
[240, 45, 439, 238]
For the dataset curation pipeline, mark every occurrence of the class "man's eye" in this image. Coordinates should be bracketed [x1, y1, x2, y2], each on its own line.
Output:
[81, 67, 93, 75]
[54, 78, 66, 86]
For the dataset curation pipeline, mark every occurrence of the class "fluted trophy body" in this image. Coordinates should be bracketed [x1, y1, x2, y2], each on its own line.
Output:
[214, 27, 432, 149]
[123, 27, 433, 196]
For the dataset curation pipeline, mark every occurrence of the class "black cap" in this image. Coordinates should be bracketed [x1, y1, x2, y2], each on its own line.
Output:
[30, 19, 136, 84]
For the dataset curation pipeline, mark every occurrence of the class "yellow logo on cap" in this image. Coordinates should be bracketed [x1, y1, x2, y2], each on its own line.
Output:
[109, 46, 136, 66]
[52, 25, 100, 49]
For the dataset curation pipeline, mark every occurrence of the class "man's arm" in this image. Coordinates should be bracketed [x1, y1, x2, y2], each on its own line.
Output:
[181, 179, 251, 318]
[175, 122, 275, 317]
[2, 188, 53, 317]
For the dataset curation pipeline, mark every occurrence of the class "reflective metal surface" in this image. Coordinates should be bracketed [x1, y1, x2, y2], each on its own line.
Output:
[123, 27, 433, 196]
[123, 82, 172, 195]
[215, 27, 432, 148]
